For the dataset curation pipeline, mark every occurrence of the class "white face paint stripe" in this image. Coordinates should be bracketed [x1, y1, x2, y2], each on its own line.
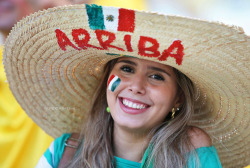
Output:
[108, 75, 121, 92]
[108, 75, 118, 91]
[107, 74, 115, 88]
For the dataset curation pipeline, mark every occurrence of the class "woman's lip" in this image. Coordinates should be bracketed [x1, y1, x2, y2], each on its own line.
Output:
[118, 98, 150, 115]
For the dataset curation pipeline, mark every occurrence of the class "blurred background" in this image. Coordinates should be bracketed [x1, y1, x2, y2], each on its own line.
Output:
[147, 0, 250, 35]
[0, 0, 249, 167]
[0, 0, 249, 46]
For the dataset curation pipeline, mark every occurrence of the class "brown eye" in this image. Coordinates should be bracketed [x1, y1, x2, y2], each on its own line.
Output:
[150, 74, 165, 81]
[120, 66, 134, 73]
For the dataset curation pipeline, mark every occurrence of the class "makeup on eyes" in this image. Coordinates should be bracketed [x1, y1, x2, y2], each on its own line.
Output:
[117, 60, 171, 77]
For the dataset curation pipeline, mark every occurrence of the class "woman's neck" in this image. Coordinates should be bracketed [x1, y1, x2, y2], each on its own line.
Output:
[113, 125, 150, 163]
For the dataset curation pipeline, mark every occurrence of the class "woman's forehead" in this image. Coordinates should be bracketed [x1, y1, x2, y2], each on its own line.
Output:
[116, 57, 174, 71]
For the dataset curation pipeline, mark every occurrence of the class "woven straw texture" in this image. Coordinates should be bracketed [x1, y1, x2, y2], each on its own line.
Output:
[3, 4, 249, 167]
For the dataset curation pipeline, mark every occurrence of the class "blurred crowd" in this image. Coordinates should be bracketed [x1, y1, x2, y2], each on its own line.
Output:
[147, 0, 250, 35]
[0, 0, 249, 167]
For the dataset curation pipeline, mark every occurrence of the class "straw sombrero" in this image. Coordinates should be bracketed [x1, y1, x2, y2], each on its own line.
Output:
[3, 4, 249, 167]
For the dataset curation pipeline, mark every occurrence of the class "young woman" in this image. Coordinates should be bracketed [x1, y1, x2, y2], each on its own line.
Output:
[61, 56, 216, 168]
[3, 4, 249, 168]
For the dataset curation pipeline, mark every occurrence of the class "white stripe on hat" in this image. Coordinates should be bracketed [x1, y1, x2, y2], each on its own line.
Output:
[103, 7, 119, 32]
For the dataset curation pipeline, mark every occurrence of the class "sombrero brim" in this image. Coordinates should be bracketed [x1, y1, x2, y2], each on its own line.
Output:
[3, 4, 250, 167]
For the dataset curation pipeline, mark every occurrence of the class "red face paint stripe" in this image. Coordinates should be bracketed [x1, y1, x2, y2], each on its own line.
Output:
[107, 74, 115, 87]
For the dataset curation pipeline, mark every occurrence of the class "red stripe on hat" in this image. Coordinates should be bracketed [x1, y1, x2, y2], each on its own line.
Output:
[107, 75, 115, 87]
[118, 9, 135, 32]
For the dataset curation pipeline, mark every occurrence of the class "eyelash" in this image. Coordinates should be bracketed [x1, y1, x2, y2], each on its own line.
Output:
[120, 65, 165, 81]
[150, 74, 165, 81]
[120, 65, 134, 73]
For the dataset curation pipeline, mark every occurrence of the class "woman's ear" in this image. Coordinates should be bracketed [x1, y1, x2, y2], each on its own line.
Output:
[174, 91, 184, 109]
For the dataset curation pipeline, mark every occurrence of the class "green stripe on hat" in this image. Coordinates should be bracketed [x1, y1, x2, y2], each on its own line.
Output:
[86, 4, 105, 30]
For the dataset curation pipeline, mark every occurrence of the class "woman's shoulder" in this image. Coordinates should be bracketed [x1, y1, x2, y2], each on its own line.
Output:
[57, 133, 81, 167]
[36, 133, 71, 168]
[55, 133, 72, 143]
[41, 133, 80, 167]
[53, 133, 81, 155]
[187, 126, 212, 149]
[186, 127, 222, 168]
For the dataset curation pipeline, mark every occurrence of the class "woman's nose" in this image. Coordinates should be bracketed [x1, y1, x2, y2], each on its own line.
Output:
[128, 75, 146, 95]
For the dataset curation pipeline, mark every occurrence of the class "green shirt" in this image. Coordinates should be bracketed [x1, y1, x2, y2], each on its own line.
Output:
[36, 133, 222, 168]
[115, 146, 222, 168]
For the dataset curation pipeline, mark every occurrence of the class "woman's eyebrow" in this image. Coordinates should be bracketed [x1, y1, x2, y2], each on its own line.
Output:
[116, 60, 171, 76]
[116, 60, 137, 66]
[148, 66, 171, 77]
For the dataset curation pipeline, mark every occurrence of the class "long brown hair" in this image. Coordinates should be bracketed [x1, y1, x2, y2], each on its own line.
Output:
[67, 58, 196, 168]
[146, 68, 196, 167]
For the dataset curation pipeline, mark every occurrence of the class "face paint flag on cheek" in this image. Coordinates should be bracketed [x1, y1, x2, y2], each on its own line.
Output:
[107, 75, 121, 92]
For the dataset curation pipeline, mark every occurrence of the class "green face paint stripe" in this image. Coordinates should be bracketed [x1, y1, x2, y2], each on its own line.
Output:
[86, 4, 105, 30]
[111, 78, 121, 92]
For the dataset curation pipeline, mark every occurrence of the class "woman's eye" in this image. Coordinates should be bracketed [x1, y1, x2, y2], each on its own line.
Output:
[120, 66, 134, 73]
[150, 74, 164, 81]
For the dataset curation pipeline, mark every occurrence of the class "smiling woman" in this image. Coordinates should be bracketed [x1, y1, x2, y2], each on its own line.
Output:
[3, 4, 249, 168]
[107, 58, 180, 131]
[106, 57, 196, 165]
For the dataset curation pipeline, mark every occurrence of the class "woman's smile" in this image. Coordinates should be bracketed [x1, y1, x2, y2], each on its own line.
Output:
[118, 97, 150, 114]
[122, 98, 148, 109]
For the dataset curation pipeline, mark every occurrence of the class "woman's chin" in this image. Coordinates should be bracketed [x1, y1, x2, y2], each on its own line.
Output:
[114, 119, 151, 133]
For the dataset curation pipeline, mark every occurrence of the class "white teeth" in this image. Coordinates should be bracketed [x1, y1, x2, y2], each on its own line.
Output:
[132, 104, 137, 108]
[129, 102, 133, 107]
[122, 99, 146, 109]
